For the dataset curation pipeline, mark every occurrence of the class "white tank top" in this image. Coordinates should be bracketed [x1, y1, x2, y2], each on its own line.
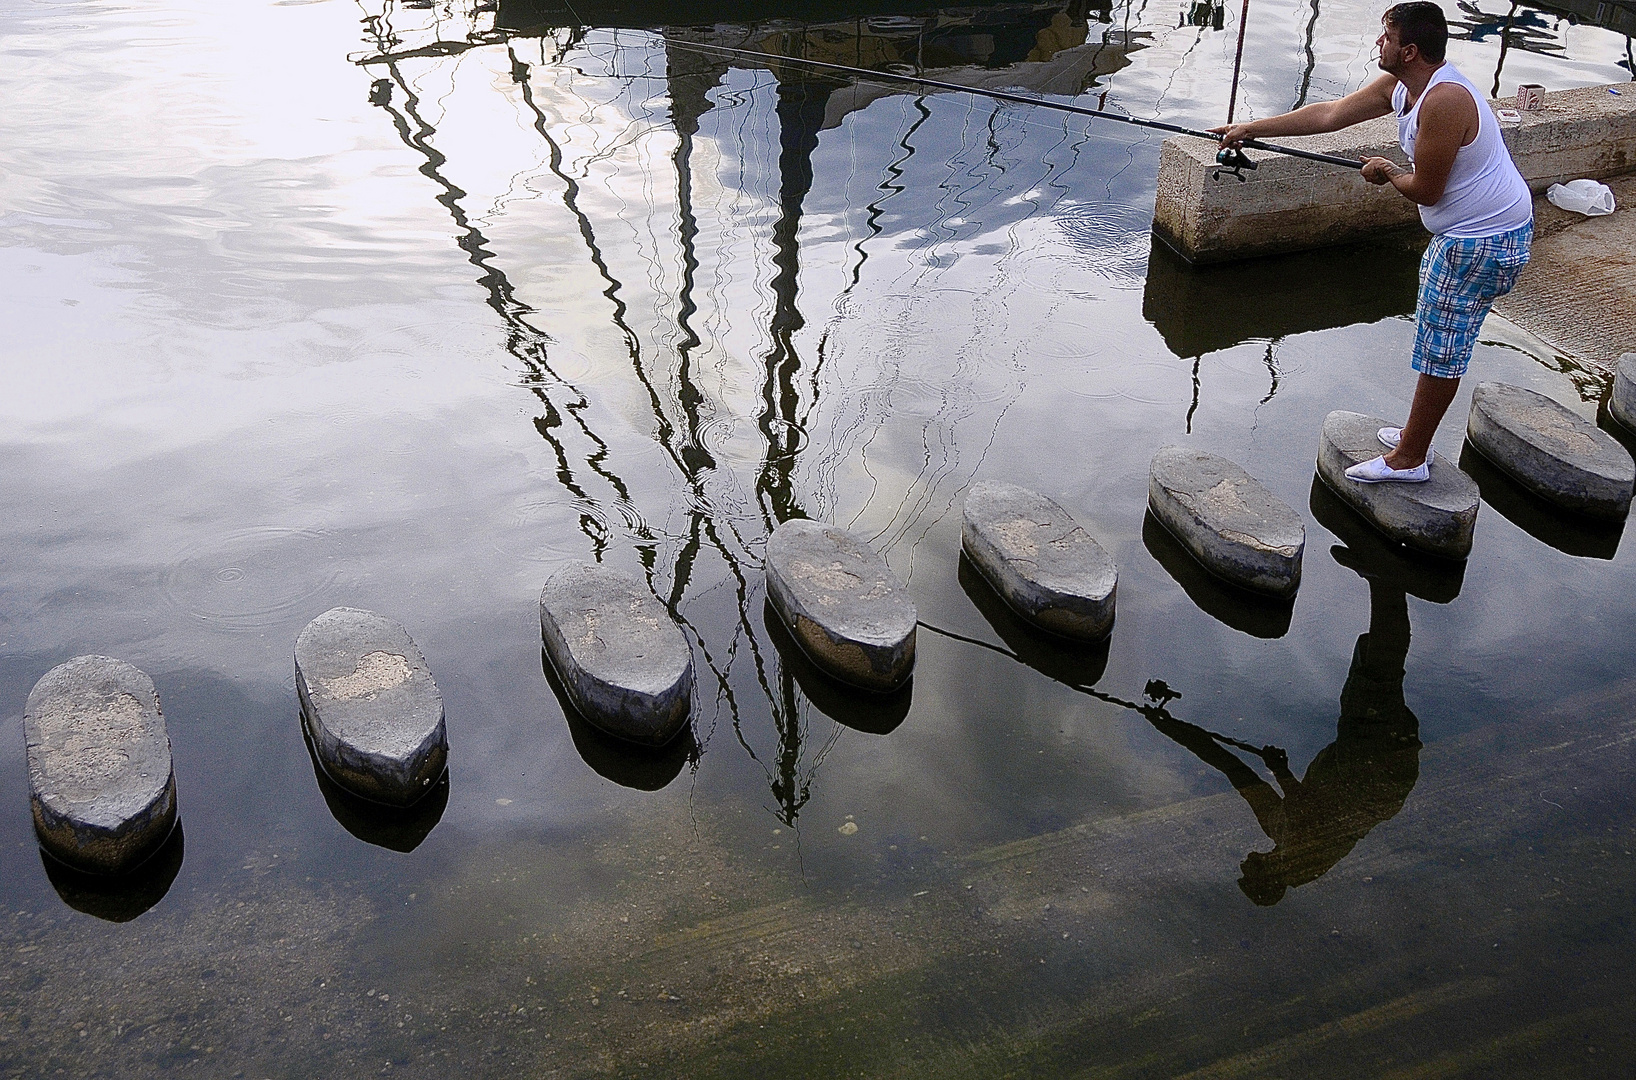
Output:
[1392, 63, 1533, 237]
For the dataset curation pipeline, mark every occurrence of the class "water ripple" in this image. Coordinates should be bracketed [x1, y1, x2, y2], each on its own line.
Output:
[163, 525, 361, 631]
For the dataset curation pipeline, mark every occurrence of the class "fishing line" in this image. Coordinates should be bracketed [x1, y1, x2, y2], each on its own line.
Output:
[656, 39, 1366, 173]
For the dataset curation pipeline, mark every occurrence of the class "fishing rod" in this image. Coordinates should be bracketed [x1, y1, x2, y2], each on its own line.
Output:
[662, 40, 1366, 179]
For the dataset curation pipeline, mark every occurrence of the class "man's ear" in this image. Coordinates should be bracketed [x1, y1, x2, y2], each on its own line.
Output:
[1401, 42, 1419, 64]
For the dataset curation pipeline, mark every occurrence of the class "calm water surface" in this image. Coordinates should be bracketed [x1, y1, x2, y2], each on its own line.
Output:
[2, 0, 1634, 1075]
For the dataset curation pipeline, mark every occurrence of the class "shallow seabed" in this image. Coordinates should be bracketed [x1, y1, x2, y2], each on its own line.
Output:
[2, 0, 1634, 1076]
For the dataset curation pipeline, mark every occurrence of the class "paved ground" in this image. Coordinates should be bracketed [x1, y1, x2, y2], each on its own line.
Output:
[1495, 174, 1636, 371]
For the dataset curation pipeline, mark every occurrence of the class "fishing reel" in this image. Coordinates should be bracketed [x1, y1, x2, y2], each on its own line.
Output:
[1212, 146, 1258, 182]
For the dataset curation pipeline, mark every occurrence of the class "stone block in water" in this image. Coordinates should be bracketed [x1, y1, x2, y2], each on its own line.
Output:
[1148, 447, 1304, 598]
[1467, 383, 1635, 521]
[764, 519, 916, 693]
[296, 608, 447, 806]
[960, 481, 1116, 641]
[1611, 354, 1636, 434]
[540, 564, 694, 746]
[25, 656, 178, 875]
[1316, 411, 1480, 559]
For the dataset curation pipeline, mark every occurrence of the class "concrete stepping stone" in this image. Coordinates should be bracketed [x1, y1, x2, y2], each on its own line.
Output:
[1610, 353, 1636, 434]
[762, 603, 911, 734]
[958, 554, 1112, 686]
[1467, 382, 1634, 521]
[1457, 443, 1624, 560]
[1316, 411, 1480, 559]
[1309, 476, 1464, 605]
[1148, 446, 1304, 598]
[540, 564, 694, 746]
[42, 823, 185, 923]
[1141, 513, 1293, 639]
[764, 519, 916, 694]
[296, 608, 447, 807]
[960, 481, 1116, 641]
[24, 656, 179, 875]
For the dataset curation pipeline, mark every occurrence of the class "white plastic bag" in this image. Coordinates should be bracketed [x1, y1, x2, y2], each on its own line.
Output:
[1546, 178, 1617, 216]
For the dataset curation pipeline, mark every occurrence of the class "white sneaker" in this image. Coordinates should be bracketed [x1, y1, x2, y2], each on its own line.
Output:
[1346, 455, 1430, 484]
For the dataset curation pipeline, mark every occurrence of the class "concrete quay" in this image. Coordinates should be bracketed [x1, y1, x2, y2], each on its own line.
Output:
[1493, 174, 1636, 368]
[1154, 82, 1636, 264]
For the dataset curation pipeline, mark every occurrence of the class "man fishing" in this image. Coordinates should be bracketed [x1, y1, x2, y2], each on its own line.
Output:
[1213, 2, 1533, 484]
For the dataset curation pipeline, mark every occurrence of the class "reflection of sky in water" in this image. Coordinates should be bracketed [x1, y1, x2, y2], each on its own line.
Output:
[1, 0, 1635, 1070]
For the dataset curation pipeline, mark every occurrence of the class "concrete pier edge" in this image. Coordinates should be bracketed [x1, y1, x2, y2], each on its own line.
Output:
[1154, 83, 1636, 265]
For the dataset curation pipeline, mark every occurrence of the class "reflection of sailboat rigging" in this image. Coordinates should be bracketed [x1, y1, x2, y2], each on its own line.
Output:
[350, 0, 1148, 817]
[358, 15, 855, 814]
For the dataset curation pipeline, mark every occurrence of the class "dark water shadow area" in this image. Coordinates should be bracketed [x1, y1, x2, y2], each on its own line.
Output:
[762, 602, 912, 735]
[1141, 511, 1294, 638]
[41, 822, 186, 923]
[1597, 396, 1636, 460]
[304, 731, 450, 852]
[541, 649, 698, 789]
[1135, 478, 1458, 906]
[956, 552, 1110, 688]
[1143, 231, 1424, 359]
[1458, 441, 1626, 560]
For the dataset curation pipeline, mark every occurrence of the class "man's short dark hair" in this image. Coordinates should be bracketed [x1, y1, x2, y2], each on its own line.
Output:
[1384, 2, 1448, 62]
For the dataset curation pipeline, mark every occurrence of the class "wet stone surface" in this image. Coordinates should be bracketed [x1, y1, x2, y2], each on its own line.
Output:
[764, 520, 916, 693]
[1316, 410, 1481, 559]
[295, 608, 447, 806]
[539, 563, 694, 746]
[1609, 353, 1636, 435]
[961, 481, 1117, 640]
[1148, 447, 1304, 597]
[1467, 381, 1635, 520]
[24, 656, 178, 875]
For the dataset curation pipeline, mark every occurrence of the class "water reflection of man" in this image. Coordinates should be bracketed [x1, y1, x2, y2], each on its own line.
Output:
[1212, 2, 1533, 485]
[1143, 550, 1422, 906]
[1236, 554, 1421, 905]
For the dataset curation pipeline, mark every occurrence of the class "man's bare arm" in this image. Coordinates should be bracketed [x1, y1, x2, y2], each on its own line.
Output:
[1211, 74, 1397, 145]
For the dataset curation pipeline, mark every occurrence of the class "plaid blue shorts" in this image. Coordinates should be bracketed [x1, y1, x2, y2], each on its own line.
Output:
[1412, 222, 1533, 379]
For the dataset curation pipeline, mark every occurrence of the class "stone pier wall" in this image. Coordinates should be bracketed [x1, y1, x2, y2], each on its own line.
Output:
[1152, 82, 1636, 264]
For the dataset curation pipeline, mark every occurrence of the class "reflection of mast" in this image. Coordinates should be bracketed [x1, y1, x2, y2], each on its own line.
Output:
[665, 44, 730, 475]
[514, 46, 836, 816]
[757, 69, 836, 526]
[366, 61, 617, 553]
[1293, 0, 1320, 108]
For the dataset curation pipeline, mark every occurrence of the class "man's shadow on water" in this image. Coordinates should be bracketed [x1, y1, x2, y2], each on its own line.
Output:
[1143, 480, 1463, 905]
[948, 479, 1462, 906]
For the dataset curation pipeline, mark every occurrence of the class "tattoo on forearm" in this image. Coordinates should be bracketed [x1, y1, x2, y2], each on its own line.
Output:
[1383, 162, 1411, 179]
